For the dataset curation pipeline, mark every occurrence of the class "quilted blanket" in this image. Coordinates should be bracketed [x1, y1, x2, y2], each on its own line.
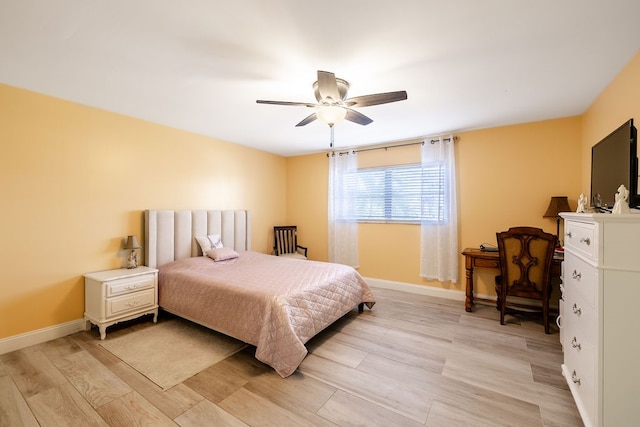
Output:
[157, 251, 375, 377]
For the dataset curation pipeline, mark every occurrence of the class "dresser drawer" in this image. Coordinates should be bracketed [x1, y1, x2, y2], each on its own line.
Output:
[564, 335, 596, 426]
[563, 253, 598, 308]
[106, 288, 156, 317]
[106, 274, 155, 297]
[564, 290, 597, 349]
[565, 220, 597, 260]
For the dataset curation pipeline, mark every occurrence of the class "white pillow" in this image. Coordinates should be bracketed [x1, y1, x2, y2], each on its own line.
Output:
[206, 247, 239, 262]
[195, 234, 223, 255]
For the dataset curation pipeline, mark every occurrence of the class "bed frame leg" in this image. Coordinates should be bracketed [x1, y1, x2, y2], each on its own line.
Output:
[358, 303, 364, 313]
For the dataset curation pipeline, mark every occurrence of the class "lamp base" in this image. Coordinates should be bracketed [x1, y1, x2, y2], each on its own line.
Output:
[127, 251, 139, 269]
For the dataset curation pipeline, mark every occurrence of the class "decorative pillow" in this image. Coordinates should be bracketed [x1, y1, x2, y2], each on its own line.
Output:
[195, 234, 223, 255]
[206, 247, 239, 262]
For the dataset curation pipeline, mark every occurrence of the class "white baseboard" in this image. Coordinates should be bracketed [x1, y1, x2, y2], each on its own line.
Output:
[364, 277, 496, 302]
[0, 319, 86, 355]
[364, 277, 559, 311]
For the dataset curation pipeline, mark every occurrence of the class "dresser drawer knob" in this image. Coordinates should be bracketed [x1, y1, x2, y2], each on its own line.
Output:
[571, 370, 581, 386]
[571, 336, 581, 350]
[572, 303, 582, 316]
[125, 300, 141, 308]
[566, 231, 572, 239]
[579, 237, 591, 246]
[572, 270, 581, 281]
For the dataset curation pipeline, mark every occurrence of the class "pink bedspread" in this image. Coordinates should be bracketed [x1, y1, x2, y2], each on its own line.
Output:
[157, 251, 375, 377]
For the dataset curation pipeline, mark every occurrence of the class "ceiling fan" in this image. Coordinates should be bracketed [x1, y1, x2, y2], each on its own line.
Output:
[256, 70, 408, 129]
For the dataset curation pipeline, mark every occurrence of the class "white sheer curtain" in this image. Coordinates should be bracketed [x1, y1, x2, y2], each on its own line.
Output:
[328, 151, 359, 267]
[420, 135, 458, 283]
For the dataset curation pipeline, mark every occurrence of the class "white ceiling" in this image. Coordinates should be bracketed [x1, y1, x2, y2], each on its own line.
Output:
[1, 1, 639, 157]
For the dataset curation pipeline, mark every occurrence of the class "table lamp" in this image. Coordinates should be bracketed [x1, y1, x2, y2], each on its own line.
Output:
[543, 196, 572, 246]
[125, 235, 141, 268]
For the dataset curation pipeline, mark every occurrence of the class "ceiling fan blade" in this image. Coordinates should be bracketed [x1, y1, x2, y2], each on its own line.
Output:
[256, 100, 317, 108]
[344, 108, 373, 126]
[344, 91, 408, 108]
[295, 113, 318, 127]
[317, 70, 341, 101]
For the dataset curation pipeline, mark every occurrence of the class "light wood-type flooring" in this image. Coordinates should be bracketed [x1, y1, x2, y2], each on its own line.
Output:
[0, 287, 583, 426]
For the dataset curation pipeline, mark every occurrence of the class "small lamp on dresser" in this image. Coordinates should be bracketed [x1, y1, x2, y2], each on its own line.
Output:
[125, 235, 141, 269]
[543, 196, 572, 246]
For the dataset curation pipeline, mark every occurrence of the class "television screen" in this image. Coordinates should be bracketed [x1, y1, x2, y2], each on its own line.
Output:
[590, 119, 638, 210]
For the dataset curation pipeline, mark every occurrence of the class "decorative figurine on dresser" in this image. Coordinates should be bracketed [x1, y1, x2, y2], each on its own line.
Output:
[612, 184, 631, 214]
[576, 193, 587, 213]
[558, 211, 640, 426]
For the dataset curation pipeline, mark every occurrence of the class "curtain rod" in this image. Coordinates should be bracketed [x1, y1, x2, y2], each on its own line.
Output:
[326, 137, 455, 157]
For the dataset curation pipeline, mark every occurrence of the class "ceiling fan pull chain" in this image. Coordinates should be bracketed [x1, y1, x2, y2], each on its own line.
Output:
[330, 125, 334, 148]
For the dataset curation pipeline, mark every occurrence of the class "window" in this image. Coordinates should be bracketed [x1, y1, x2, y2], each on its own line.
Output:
[341, 163, 446, 223]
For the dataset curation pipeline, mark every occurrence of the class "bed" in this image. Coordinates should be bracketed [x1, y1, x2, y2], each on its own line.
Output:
[144, 209, 375, 377]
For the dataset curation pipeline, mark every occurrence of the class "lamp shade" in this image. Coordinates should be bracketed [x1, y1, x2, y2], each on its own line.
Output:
[125, 235, 141, 250]
[316, 105, 347, 126]
[543, 196, 572, 218]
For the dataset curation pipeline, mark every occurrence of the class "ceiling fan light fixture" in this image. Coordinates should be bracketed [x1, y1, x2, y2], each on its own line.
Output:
[316, 105, 346, 126]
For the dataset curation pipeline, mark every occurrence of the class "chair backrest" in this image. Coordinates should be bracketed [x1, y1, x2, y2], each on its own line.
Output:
[496, 226, 555, 301]
[274, 226, 298, 256]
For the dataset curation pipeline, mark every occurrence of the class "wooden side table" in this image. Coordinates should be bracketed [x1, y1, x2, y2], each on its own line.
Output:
[84, 266, 159, 339]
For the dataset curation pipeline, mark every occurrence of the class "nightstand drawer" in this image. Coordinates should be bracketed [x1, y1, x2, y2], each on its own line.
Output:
[106, 288, 155, 317]
[106, 274, 155, 297]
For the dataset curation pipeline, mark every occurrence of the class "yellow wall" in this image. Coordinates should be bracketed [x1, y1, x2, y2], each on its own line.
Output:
[3, 48, 639, 341]
[286, 119, 583, 295]
[581, 50, 640, 193]
[286, 50, 640, 297]
[0, 84, 286, 339]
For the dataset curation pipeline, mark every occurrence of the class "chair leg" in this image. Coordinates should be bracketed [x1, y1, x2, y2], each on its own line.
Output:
[500, 296, 506, 326]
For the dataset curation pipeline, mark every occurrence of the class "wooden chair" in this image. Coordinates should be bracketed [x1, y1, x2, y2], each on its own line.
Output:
[273, 226, 308, 260]
[495, 226, 555, 334]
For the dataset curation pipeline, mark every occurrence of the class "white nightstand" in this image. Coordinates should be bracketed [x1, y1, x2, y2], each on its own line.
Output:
[83, 266, 159, 340]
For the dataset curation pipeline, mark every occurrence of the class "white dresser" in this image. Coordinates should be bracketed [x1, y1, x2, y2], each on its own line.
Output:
[84, 266, 159, 339]
[559, 212, 640, 427]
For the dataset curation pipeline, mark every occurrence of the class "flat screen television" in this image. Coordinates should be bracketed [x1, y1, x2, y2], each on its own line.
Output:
[590, 118, 639, 211]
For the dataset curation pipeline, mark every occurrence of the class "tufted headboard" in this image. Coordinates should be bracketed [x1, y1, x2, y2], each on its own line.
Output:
[144, 210, 251, 268]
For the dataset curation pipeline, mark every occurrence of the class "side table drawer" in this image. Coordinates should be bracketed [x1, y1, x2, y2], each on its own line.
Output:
[106, 274, 155, 297]
[107, 288, 156, 317]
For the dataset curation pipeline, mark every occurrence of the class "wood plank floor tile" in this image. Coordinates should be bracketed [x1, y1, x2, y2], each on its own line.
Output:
[95, 390, 176, 426]
[218, 387, 319, 427]
[426, 399, 540, 427]
[306, 335, 368, 368]
[109, 362, 204, 420]
[240, 371, 341, 426]
[27, 382, 108, 426]
[299, 353, 432, 423]
[243, 369, 337, 414]
[318, 389, 423, 427]
[1, 349, 68, 398]
[174, 399, 248, 427]
[0, 375, 39, 427]
[54, 350, 131, 408]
